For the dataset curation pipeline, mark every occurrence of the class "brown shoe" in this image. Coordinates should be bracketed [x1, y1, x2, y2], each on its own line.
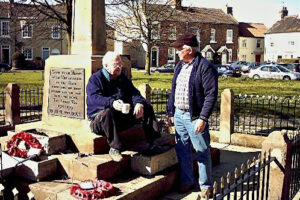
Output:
[178, 185, 194, 193]
[200, 188, 213, 199]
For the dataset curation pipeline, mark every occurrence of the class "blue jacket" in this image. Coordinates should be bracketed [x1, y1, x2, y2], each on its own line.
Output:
[167, 52, 218, 121]
[86, 69, 146, 119]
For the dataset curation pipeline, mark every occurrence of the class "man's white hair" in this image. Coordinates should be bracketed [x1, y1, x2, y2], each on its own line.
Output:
[102, 51, 121, 68]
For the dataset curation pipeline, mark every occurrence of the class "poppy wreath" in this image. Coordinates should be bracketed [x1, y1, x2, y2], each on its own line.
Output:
[7, 131, 43, 158]
[70, 180, 115, 200]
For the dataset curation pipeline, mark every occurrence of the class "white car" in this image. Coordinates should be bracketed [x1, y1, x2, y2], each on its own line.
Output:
[248, 64, 300, 80]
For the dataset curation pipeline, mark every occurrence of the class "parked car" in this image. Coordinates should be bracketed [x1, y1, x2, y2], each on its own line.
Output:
[248, 64, 300, 80]
[278, 63, 300, 73]
[241, 62, 260, 73]
[0, 63, 12, 72]
[218, 65, 241, 77]
[230, 61, 247, 72]
[151, 63, 175, 73]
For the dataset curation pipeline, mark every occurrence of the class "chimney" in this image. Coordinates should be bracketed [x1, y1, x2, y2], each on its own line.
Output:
[226, 5, 233, 15]
[280, 6, 288, 19]
[170, 0, 182, 10]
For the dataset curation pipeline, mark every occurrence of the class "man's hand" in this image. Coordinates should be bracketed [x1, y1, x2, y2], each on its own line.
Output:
[194, 119, 206, 134]
[133, 103, 144, 119]
[112, 99, 123, 111]
[167, 116, 174, 126]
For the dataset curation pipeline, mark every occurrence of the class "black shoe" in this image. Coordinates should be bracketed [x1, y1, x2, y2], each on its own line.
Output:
[109, 148, 123, 162]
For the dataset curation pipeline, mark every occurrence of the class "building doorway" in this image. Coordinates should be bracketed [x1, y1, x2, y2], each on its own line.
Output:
[1, 45, 10, 64]
[221, 53, 227, 65]
[256, 55, 261, 63]
[151, 47, 159, 67]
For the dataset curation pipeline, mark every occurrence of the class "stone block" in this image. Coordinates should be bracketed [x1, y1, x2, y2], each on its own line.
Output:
[54, 153, 131, 182]
[29, 180, 74, 200]
[13, 156, 58, 181]
[231, 133, 266, 149]
[56, 170, 177, 200]
[131, 147, 178, 176]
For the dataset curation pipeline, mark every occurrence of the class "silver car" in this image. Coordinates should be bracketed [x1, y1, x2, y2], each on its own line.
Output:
[248, 64, 300, 80]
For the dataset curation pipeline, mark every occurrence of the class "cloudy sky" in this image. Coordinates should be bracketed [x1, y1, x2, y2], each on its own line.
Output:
[182, 0, 300, 28]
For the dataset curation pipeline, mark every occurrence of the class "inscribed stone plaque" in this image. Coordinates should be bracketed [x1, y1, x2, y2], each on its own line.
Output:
[48, 68, 85, 119]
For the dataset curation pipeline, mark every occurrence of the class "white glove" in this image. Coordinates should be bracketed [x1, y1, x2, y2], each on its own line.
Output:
[112, 99, 123, 111]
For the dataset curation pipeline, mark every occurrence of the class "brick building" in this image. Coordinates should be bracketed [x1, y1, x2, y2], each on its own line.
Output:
[115, 0, 239, 68]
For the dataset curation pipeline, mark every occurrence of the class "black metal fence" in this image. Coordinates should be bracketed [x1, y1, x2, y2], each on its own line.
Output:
[19, 88, 43, 123]
[0, 91, 5, 125]
[289, 130, 300, 199]
[150, 88, 220, 131]
[234, 94, 300, 136]
[209, 153, 275, 200]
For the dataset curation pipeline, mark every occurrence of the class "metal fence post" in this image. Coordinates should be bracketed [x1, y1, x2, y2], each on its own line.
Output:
[220, 89, 234, 143]
[137, 83, 152, 102]
[5, 83, 20, 126]
[261, 130, 292, 200]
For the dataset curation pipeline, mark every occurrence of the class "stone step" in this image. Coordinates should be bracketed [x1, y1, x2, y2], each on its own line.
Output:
[36, 170, 176, 200]
[14, 122, 146, 154]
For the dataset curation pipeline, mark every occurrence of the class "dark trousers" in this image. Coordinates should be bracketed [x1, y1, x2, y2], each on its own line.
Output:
[89, 104, 160, 150]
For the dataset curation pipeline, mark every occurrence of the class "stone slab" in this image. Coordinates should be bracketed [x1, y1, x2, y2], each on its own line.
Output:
[131, 147, 178, 176]
[56, 170, 177, 200]
[29, 180, 75, 200]
[53, 153, 131, 182]
[231, 133, 266, 149]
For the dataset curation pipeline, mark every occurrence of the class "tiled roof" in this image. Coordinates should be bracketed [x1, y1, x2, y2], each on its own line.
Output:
[147, 4, 238, 25]
[239, 22, 268, 38]
[266, 15, 300, 34]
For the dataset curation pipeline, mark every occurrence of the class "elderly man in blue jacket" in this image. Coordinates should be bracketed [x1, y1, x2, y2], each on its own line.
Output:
[167, 33, 218, 197]
[87, 51, 160, 162]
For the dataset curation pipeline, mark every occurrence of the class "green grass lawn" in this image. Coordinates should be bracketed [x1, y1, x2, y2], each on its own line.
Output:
[0, 71, 299, 97]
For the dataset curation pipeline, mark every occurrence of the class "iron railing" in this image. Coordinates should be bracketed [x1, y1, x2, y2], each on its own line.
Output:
[208, 153, 275, 200]
[19, 88, 43, 123]
[234, 94, 300, 136]
[150, 88, 220, 131]
[0, 91, 5, 126]
[289, 130, 300, 199]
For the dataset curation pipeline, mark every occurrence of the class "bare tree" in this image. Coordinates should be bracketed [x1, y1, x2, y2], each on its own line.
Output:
[106, 0, 178, 75]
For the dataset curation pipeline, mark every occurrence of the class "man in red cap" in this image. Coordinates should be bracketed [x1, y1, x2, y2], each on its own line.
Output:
[167, 33, 218, 197]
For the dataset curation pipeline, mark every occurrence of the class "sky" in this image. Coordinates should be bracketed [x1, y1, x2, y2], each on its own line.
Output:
[182, 0, 300, 28]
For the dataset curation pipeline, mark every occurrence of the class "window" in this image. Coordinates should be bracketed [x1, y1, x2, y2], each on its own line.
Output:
[168, 25, 176, 40]
[241, 55, 246, 61]
[256, 39, 261, 48]
[288, 41, 295, 45]
[151, 22, 160, 40]
[242, 40, 247, 48]
[52, 25, 61, 39]
[210, 29, 216, 42]
[226, 29, 233, 43]
[22, 47, 33, 60]
[270, 42, 274, 47]
[167, 48, 175, 63]
[22, 24, 33, 38]
[42, 47, 50, 60]
[228, 49, 232, 62]
[206, 52, 212, 59]
[190, 27, 200, 43]
[261, 66, 268, 72]
[1, 21, 9, 37]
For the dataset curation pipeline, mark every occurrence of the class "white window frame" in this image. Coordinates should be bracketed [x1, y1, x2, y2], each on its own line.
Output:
[151, 21, 160, 40]
[1, 21, 10, 37]
[206, 52, 212, 59]
[52, 25, 61, 39]
[22, 47, 33, 60]
[256, 39, 261, 48]
[228, 49, 232, 62]
[42, 47, 50, 60]
[226, 29, 233, 43]
[210, 28, 216, 43]
[242, 40, 247, 48]
[167, 48, 175, 63]
[168, 25, 176, 40]
[21, 24, 33, 38]
[270, 42, 274, 47]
